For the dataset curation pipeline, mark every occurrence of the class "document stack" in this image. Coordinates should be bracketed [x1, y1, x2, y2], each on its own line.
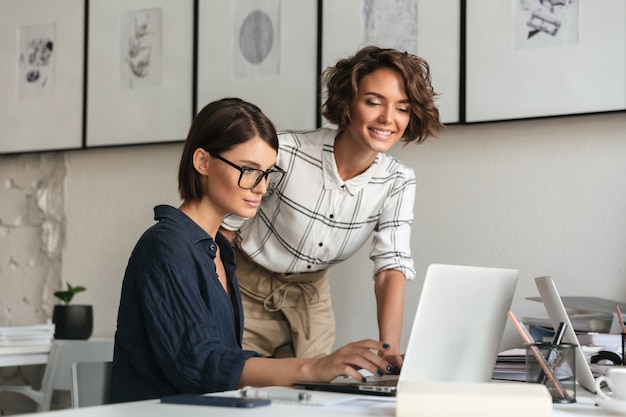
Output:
[524, 296, 626, 335]
[492, 349, 527, 382]
[0, 324, 55, 347]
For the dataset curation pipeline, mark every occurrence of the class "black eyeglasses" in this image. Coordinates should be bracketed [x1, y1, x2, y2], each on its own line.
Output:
[211, 154, 285, 190]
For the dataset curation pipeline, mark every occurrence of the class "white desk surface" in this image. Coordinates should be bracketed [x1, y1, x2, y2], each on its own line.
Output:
[0, 344, 50, 367]
[9, 386, 623, 417]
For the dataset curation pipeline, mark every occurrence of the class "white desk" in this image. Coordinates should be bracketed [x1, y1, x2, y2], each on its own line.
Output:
[0, 345, 50, 367]
[9, 386, 622, 417]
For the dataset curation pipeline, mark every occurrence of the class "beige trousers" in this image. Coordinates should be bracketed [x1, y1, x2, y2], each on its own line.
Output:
[234, 246, 335, 358]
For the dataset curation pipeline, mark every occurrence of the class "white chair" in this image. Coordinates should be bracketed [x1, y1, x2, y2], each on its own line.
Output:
[70, 361, 112, 408]
[0, 339, 114, 411]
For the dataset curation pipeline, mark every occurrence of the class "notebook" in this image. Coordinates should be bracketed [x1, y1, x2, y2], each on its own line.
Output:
[534, 275, 596, 393]
[294, 263, 519, 396]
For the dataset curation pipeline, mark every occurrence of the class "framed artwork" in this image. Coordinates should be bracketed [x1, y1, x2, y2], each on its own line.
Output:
[0, 0, 84, 154]
[85, 0, 194, 147]
[321, 0, 461, 124]
[464, 0, 626, 123]
[196, 0, 318, 130]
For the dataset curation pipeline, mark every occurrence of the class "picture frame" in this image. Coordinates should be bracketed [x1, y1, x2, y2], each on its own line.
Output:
[196, 0, 319, 131]
[0, 0, 85, 154]
[321, 0, 461, 124]
[85, 0, 194, 147]
[464, 0, 626, 123]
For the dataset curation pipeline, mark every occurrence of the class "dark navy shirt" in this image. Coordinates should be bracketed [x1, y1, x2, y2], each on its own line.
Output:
[109, 205, 259, 403]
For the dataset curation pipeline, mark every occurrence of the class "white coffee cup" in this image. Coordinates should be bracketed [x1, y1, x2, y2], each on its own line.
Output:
[595, 368, 626, 402]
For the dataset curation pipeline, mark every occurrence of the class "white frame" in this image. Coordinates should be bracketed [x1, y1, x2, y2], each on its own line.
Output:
[321, 0, 461, 124]
[86, 0, 194, 146]
[196, 0, 318, 131]
[0, 0, 84, 154]
[464, 0, 626, 123]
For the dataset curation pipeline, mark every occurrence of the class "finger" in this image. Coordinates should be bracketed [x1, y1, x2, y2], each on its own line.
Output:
[349, 340, 395, 373]
[345, 348, 393, 377]
[348, 339, 392, 355]
[382, 354, 403, 373]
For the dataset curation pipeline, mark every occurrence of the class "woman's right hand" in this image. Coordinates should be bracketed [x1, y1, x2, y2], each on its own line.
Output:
[308, 339, 394, 383]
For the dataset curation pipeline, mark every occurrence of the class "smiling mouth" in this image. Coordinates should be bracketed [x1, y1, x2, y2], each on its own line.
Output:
[370, 128, 393, 137]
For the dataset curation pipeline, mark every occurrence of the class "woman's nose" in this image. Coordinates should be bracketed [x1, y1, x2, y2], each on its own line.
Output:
[378, 106, 393, 123]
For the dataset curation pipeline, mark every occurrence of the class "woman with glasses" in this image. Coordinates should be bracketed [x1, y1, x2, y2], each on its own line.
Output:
[109, 97, 394, 403]
[221, 46, 444, 369]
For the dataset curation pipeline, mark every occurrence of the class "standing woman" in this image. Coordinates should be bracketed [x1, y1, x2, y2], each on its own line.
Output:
[110, 98, 393, 403]
[222, 47, 444, 367]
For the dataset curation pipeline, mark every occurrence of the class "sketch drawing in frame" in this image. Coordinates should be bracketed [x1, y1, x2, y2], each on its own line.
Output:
[197, 0, 318, 130]
[0, 0, 84, 154]
[233, 3, 279, 79]
[514, 0, 579, 50]
[86, 0, 193, 147]
[464, 0, 626, 123]
[18, 23, 56, 99]
[321, 0, 460, 124]
[120, 8, 162, 89]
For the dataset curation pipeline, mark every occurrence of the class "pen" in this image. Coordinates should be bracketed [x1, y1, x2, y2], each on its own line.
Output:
[616, 304, 626, 334]
[507, 311, 569, 401]
[241, 386, 312, 402]
[551, 321, 567, 345]
[539, 322, 567, 384]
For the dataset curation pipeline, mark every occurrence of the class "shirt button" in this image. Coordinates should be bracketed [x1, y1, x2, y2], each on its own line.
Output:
[306, 265, 312, 269]
[209, 244, 216, 251]
[329, 214, 334, 219]
[318, 242, 323, 247]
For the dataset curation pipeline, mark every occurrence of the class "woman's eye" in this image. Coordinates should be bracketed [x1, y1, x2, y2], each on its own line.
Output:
[397, 107, 409, 113]
[365, 100, 381, 107]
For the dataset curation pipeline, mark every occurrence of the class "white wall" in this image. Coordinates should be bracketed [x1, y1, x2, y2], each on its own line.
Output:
[61, 144, 181, 334]
[331, 112, 626, 351]
[57, 111, 626, 352]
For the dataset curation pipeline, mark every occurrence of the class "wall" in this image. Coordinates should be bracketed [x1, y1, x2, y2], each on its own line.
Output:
[331, 112, 626, 351]
[1, 111, 626, 355]
[0, 153, 66, 325]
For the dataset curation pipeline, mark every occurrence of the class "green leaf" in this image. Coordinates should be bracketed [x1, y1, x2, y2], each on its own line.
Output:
[53, 283, 87, 304]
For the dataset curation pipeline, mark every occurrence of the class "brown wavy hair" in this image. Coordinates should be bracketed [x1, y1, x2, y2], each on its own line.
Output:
[322, 46, 444, 144]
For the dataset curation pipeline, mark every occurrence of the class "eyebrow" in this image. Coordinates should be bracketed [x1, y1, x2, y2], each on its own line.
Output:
[237, 159, 277, 170]
[363, 92, 410, 104]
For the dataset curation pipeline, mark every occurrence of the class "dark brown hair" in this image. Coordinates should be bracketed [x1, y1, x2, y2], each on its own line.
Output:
[322, 46, 444, 144]
[178, 98, 278, 201]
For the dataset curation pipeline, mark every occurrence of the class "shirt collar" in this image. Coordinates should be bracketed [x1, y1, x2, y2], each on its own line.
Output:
[154, 204, 207, 242]
[153, 205, 235, 260]
[322, 138, 381, 195]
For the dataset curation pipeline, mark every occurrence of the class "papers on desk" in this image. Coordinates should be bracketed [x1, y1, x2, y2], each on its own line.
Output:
[493, 349, 527, 382]
[0, 324, 54, 347]
[525, 295, 626, 333]
[494, 345, 607, 382]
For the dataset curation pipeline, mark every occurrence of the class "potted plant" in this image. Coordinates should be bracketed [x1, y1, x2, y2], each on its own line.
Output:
[52, 283, 93, 340]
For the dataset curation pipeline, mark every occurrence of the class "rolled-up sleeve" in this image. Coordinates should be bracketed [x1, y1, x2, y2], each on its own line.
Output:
[370, 168, 416, 281]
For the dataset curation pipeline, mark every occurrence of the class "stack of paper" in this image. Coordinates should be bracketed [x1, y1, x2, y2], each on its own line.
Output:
[525, 296, 626, 333]
[0, 324, 55, 347]
[492, 348, 527, 382]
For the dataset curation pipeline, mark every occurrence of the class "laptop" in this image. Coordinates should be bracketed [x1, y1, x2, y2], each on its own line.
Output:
[294, 263, 519, 396]
[534, 275, 596, 393]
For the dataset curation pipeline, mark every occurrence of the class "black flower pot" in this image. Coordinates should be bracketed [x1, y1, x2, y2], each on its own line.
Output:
[52, 305, 93, 340]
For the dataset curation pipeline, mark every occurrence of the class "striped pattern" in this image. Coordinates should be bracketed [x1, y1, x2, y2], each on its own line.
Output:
[223, 128, 416, 280]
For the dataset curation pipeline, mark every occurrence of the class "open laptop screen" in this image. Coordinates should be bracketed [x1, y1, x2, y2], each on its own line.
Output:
[295, 264, 519, 396]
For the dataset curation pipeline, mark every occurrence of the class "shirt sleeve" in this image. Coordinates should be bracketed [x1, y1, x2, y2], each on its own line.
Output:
[139, 257, 258, 393]
[221, 213, 249, 231]
[369, 167, 416, 281]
